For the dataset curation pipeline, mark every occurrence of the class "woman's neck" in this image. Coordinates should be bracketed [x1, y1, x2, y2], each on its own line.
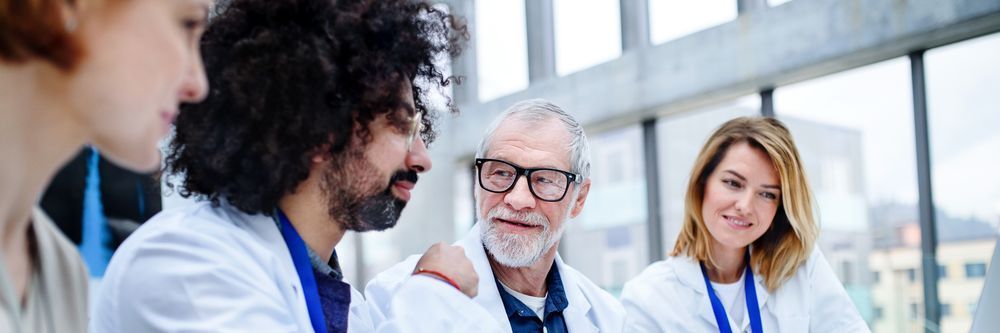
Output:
[0, 62, 87, 249]
[706, 243, 747, 284]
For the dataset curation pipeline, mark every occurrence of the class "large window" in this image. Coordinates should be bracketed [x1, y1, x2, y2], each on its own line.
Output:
[452, 160, 476, 241]
[358, 230, 401, 285]
[475, 0, 529, 101]
[773, 58, 917, 332]
[926, 32, 1000, 333]
[767, 0, 793, 7]
[655, 96, 760, 254]
[647, 0, 737, 45]
[553, 0, 622, 75]
[336, 233, 361, 285]
[561, 125, 647, 295]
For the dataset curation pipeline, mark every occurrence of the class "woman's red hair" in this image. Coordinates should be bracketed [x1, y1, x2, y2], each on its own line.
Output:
[0, 0, 84, 71]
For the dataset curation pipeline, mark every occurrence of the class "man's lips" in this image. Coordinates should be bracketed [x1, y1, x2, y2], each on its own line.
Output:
[159, 110, 178, 134]
[160, 110, 177, 123]
[495, 218, 542, 230]
[393, 181, 415, 201]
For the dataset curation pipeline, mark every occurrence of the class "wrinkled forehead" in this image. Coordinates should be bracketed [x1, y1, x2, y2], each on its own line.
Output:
[485, 117, 573, 169]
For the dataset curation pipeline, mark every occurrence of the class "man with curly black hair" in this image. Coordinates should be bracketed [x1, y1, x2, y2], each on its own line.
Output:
[91, 0, 500, 332]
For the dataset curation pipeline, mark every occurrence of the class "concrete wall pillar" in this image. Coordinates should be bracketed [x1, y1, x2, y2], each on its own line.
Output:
[620, 0, 650, 51]
[525, 0, 556, 82]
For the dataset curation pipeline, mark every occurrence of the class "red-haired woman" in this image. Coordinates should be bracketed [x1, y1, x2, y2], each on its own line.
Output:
[0, 1, 210, 331]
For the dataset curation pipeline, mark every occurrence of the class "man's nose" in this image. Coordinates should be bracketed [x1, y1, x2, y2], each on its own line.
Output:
[503, 176, 536, 211]
[406, 136, 432, 173]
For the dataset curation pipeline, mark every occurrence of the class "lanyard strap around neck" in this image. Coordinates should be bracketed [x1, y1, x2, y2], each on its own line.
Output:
[700, 250, 763, 333]
[277, 209, 328, 333]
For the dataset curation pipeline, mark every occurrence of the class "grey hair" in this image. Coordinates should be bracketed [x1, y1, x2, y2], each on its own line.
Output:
[475, 99, 591, 179]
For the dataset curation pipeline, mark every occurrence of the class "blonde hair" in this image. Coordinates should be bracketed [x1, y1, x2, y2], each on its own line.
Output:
[671, 116, 817, 292]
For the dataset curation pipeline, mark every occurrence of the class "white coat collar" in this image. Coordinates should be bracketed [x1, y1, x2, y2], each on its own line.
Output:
[216, 202, 294, 271]
[673, 249, 770, 331]
[556, 254, 598, 333]
[458, 221, 598, 333]
[216, 202, 314, 328]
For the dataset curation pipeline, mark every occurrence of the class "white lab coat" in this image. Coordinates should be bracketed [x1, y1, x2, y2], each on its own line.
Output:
[90, 201, 499, 333]
[365, 222, 626, 333]
[620, 246, 870, 333]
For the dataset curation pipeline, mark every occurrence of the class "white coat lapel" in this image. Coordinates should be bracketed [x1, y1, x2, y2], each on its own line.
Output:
[734, 261, 772, 332]
[749, 249, 770, 313]
[557, 255, 598, 333]
[225, 205, 314, 330]
[673, 256, 721, 329]
[676, 253, 773, 332]
[459, 222, 513, 332]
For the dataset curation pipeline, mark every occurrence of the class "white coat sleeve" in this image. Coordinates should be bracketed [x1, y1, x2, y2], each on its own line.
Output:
[107, 229, 299, 332]
[373, 275, 502, 333]
[362, 255, 419, 328]
[808, 249, 872, 333]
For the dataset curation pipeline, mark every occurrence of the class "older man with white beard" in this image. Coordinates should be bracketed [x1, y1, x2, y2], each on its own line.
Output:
[365, 99, 626, 333]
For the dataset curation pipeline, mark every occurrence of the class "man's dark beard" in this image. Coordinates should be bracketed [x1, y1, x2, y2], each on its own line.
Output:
[322, 148, 418, 232]
[350, 170, 418, 231]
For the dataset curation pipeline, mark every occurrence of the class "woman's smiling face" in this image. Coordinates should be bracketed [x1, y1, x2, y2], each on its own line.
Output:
[701, 141, 782, 254]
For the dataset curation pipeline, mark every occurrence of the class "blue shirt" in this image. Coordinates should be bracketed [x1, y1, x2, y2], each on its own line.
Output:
[278, 212, 351, 333]
[495, 262, 569, 333]
[312, 250, 350, 333]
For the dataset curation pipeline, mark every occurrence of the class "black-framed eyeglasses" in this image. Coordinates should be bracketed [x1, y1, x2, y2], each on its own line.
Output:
[475, 158, 583, 202]
[405, 112, 424, 152]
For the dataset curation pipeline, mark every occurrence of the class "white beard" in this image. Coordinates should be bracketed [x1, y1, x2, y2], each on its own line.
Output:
[480, 206, 566, 268]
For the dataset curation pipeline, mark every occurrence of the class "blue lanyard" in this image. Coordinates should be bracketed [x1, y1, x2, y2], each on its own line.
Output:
[277, 209, 328, 333]
[700, 251, 763, 333]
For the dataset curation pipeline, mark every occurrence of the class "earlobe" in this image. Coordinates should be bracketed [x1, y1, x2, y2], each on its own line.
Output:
[61, 1, 78, 32]
[311, 143, 333, 163]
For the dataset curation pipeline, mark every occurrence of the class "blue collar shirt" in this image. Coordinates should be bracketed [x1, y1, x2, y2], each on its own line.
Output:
[495, 261, 569, 333]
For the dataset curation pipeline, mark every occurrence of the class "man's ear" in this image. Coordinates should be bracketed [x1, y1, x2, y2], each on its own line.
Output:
[569, 178, 590, 218]
[311, 142, 333, 164]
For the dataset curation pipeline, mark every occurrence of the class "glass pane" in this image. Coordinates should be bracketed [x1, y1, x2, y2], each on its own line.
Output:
[453, 160, 475, 242]
[336, 233, 361, 285]
[359, 231, 400, 285]
[561, 125, 647, 296]
[773, 58, 916, 331]
[475, 0, 529, 101]
[767, 0, 793, 7]
[926, 32, 1000, 333]
[553, 0, 622, 75]
[656, 96, 760, 255]
[648, 0, 737, 45]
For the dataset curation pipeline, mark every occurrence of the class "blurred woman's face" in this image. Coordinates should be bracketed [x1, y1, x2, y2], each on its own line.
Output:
[701, 141, 782, 254]
[67, 0, 210, 171]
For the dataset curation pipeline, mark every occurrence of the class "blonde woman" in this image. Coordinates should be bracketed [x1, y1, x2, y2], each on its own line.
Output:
[0, 0, 209, 331]
[621, 117, 869, 332]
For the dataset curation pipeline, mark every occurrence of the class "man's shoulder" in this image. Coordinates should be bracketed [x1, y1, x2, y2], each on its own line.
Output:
[555, 259, 624, 310]
[555, 261, 603, 293]
[367, 234, 477, 294]
[93, 202, 296, 332]
[366, 254, 422, 292]
[127, 202, 267, 246]
[108, 201, 281, 275]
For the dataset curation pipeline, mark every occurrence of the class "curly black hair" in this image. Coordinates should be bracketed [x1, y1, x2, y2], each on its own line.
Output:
[164, 0, 467, 215]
